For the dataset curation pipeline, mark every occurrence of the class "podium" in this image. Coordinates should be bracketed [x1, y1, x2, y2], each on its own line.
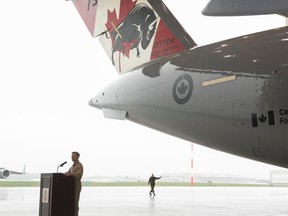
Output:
[39, 173, 75, 216]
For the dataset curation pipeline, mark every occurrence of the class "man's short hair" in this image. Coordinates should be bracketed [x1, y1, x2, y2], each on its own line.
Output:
[72, 151, 80, 157]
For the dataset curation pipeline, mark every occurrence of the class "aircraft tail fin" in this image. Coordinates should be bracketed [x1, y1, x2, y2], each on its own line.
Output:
[69, 0, 196, 73]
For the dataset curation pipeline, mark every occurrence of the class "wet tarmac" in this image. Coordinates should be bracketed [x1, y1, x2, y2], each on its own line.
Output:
[1, 186, 288, 215]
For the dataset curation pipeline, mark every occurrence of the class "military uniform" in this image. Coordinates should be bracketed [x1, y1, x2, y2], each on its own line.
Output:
[68, 161, 83, 216]
[148, 175, 161, 196]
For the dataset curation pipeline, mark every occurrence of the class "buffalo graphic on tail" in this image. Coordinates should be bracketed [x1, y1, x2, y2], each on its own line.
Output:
[107, 4, 158, 65]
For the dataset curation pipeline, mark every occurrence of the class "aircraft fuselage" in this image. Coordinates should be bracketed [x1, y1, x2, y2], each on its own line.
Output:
[90, 27, 288, 168]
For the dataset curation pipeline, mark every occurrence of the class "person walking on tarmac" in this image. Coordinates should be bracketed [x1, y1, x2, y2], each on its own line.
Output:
[65, 151, 84, 216]
[148, 174, 161, 196]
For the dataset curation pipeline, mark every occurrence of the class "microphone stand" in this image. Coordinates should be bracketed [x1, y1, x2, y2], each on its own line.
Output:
[57, 165, 61, 173]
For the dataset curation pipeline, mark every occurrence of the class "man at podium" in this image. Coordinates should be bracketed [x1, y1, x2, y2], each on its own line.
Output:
[65, 151, 84, 216]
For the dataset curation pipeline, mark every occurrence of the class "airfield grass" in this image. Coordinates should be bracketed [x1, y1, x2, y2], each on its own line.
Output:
[0, 181, 286, 187]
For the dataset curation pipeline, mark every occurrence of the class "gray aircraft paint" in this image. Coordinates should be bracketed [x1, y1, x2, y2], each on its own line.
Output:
[202, 0, 288, 17]
[90, 26, 288, 169]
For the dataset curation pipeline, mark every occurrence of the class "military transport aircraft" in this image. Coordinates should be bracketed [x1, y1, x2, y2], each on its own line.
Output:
[0, 166, 26, 179]
[67, 0, 288, 169]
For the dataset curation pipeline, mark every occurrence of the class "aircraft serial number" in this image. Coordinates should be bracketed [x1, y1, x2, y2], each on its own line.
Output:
[153, 37, 175, 50]
[87, 0, 98, 11]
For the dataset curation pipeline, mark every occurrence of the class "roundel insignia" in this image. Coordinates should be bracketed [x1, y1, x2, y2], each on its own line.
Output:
[173, 74, 193, 105]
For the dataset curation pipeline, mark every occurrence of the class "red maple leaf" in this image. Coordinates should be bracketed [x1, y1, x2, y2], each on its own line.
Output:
[105, 0, 137, 57]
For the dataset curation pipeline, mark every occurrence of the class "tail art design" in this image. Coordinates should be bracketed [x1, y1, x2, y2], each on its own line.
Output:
[106, 3, 157, 66]
[71, 0, 196, 73]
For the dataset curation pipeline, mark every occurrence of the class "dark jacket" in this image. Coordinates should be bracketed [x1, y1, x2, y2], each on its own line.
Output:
[148, 176, 161, 185]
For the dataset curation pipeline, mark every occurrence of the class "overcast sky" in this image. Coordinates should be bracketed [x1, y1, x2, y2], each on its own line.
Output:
[0, 0, 286, 179]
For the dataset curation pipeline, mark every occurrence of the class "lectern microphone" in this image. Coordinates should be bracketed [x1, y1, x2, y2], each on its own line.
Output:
[59, 161, 67, 167]
[57, 161, 67, 173]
